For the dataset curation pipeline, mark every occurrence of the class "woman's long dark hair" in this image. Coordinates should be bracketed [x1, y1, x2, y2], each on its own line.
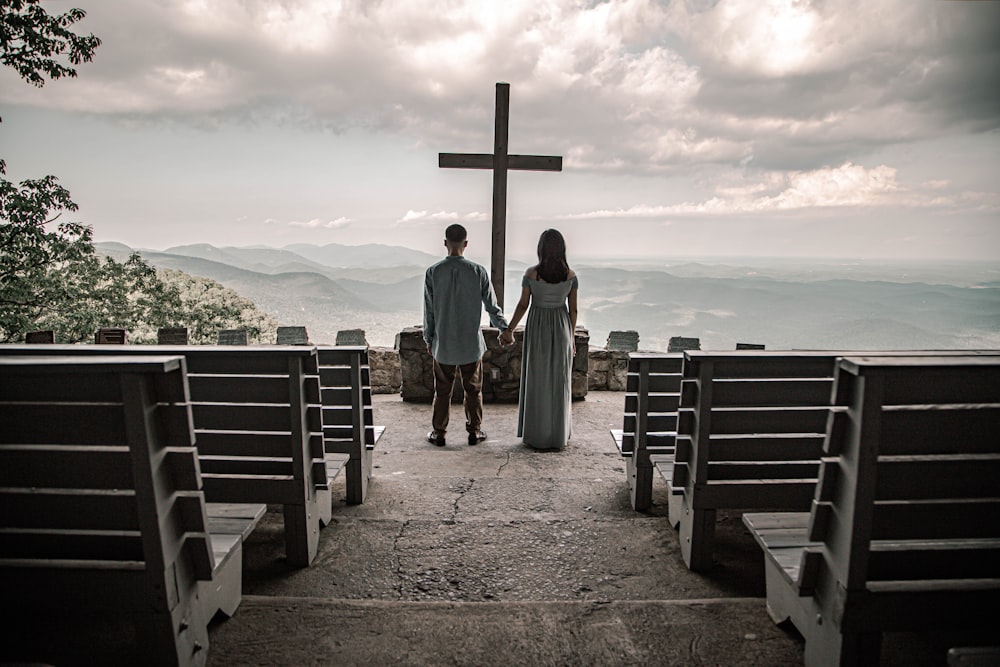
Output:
[536, 229, 570, 284]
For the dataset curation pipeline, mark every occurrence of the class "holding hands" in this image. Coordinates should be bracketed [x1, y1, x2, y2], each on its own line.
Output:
[499, 328, 515, 347]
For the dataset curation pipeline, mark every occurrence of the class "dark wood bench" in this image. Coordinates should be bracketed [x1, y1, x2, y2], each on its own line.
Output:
[743, 355, 1000, 666]
[669, 351, 836, 570]
[0, 344, 337, 567]
[665, 349, 1000, 571]
[0, 355, 265, 666]
[609, 352, 683, 510]
[317, 346, 386, 504]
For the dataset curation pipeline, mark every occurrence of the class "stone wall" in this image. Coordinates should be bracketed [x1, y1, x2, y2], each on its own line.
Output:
[394, 325, 591, 403]
[369, 346, 402, 394]
[587, 349, 630, 391]
[370, 338, 631, 396]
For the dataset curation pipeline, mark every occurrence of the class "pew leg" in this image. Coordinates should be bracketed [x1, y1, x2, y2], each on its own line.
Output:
[316, 487, 333, 527]
[666, 487, 683, 529]
[628, 456, 653, 511]
[679, 502, 716, 571]
[134, 594, 209, 667]
[198, 541, 244, 619]
[805, 619, 881, 667]
[283, 501, 320, 567]
[344, 455, 367, 505]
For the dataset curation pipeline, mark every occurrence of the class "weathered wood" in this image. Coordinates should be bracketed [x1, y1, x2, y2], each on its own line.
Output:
[438, 82, 562, 307]
[0, 355, 262, 665]
[317, 345, 385, 504]
[744, 355, 1000, 666]
[0, 345, 330, 567]
[611, 352, 684, 511]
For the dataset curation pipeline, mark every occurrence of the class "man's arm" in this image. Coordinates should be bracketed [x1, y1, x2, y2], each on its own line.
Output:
[480, 267, 509, 331]
[423, 268, 435, 353]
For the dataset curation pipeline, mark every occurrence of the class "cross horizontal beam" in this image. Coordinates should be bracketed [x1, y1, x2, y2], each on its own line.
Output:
[439, 153, 562, 171]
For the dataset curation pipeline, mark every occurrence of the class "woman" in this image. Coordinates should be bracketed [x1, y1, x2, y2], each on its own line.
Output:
[500, 229, 578, 451]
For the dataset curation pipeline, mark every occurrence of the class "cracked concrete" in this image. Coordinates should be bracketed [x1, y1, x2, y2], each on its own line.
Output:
[202, 393, 983, 665]
[6, 392, 983, 665]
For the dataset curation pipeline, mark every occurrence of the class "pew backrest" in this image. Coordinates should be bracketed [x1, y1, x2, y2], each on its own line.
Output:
[317, 345, 384, 504]
[0, 355, 233, 664]
[805, 355, 1000, 600]
[0, 344, 327, 566]
[616, 352, 684, 455]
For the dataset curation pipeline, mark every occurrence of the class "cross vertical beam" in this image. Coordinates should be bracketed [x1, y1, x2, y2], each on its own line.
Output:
[439, 82, 562, 308]
[492, 83, 509, 308]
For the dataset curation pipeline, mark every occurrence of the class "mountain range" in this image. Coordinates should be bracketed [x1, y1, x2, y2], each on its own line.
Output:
[95, 242, 1000, 351]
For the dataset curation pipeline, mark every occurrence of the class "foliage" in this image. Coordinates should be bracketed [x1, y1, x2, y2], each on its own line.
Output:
[0, 0, 101, 88]
[136, 270, 281, 345]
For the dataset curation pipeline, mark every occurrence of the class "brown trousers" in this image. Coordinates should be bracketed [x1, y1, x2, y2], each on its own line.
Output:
[431, 358, 483, 435]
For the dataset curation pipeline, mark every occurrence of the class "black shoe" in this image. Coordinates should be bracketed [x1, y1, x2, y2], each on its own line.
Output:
[468, 430, 487, 446]
[427, 431, 446, 447]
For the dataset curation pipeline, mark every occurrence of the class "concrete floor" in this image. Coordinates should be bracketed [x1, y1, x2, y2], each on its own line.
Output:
[204, 393, 987, 667]
[1, 393, 988, 665]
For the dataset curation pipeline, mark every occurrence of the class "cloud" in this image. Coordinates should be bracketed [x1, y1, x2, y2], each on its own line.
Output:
[557, 162, 1000, 220]
[398, 209, 486, 224]
[1, 0, 996, 175]
[264, 216, 352, 229]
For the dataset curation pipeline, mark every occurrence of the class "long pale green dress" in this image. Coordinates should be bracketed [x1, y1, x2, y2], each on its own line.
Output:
[517, 275, 578, 450]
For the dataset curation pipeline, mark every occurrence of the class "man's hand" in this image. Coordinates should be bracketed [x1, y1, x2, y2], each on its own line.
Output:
[426, 345, 433, 356]
[499, 329, 515, 347]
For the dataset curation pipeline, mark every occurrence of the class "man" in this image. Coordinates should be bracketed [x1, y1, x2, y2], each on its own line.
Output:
[423, 223, 509, 447]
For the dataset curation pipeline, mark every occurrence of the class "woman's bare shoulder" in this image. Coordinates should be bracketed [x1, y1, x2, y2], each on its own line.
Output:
[525, 266, 539, 280]
[567, 268, 577, 280]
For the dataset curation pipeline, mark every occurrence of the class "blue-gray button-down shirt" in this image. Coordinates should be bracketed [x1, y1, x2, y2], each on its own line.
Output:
[423, 256, 509, 365]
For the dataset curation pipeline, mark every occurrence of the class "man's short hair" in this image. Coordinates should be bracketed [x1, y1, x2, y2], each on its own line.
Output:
[445, 224, 467, 243]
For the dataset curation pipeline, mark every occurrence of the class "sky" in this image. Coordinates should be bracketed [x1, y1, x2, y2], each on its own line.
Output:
[2, 0, 999, 262]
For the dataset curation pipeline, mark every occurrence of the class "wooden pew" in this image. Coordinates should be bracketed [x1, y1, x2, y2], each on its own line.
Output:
[609, 352, 683, 511]
[0, 345, 334, 567]
[670, 351, 836, 570]
[0, 355, 264, 666]
[317, 346, 386, 504]
[743, 355, 1000, 666]
[667, 349, 1000, 571]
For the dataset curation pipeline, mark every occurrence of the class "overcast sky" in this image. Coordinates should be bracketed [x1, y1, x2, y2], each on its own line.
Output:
[2, 0, 998, 261]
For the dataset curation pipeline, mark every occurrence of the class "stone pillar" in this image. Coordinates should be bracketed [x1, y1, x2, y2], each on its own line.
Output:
[398, 326, 434, 402]
[398, 325, 590, 403]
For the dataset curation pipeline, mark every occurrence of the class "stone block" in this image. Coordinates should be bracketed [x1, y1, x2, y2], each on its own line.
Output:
[336, 329, 367, 346]
[668, 336, 700, 353]
[95, 328, 127, 345]
[157, 327, 188, 345]
[277, 326, 309, 345]
[25, 330, 54, 344]
[217, 328, 248, 345]
[736, 342, 765, 350]
[607, 330, 639, 352]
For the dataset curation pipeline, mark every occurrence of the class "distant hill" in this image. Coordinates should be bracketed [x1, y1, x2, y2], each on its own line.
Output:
[283, 243, 439, 268]
[94, 242, 1000, 350]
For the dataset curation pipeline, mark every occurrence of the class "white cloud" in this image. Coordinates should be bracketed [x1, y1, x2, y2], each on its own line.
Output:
[557, 163, 1000, 220]
[287, 217, 352, 229]
[398, 209, 469, 223]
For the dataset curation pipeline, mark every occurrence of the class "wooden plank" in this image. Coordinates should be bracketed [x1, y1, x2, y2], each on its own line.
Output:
[879, 407, 1000, 455]
[194, 430, 297, 458]
[866, 540, 1000, 580]
[0, 445, 133, 489]
[0, 491, 140, 530]
[704, 435, 826, 461]
[689, 479, 818, 510]
[626, 373, 682, 393]
[189, 374, 292, 404]
[871, 500, 1000, 540]
[624, 393, 679, 414]
[192, 403, 292, 432]
[874, 455, 1000, 500]
[710, 378, 833, 407]
[707, 406, 830, 434]
[705, 460, 819, 481]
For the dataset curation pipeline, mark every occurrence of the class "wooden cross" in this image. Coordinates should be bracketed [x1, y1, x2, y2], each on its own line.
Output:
[439, 82, 562, 307]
